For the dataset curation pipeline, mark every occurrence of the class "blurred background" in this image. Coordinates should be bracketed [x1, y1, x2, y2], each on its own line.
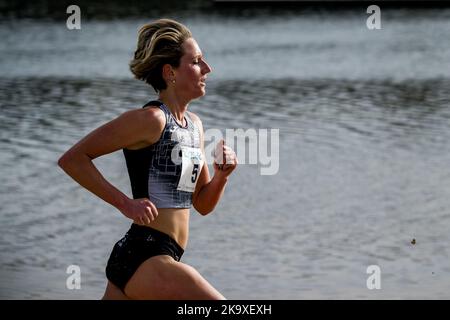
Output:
[1, 0, 450, 299]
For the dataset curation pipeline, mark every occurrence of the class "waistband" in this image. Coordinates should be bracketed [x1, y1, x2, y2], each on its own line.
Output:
[128, 223, 184, 255]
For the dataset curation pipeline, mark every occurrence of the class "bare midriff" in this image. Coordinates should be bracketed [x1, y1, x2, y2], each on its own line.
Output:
[142, 208, 190, 249]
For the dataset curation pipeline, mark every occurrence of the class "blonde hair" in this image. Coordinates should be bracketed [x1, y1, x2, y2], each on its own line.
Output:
[129, 19, 192, 92]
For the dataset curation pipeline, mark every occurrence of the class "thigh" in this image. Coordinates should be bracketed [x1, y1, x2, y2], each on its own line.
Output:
[124, 255, 225, 300]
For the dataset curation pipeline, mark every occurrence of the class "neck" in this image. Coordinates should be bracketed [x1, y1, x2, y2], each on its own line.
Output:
[158, 91, 189, 124]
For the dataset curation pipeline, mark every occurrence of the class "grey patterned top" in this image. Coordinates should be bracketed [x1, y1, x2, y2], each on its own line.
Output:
[123, 100, 202, 208]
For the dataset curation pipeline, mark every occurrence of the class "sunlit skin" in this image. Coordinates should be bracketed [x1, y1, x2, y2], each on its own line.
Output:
[58, 37, 238, 300]
[161, 38, 212, 114]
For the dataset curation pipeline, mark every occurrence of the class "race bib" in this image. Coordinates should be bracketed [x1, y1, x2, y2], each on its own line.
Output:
[177, 146, 203, 193]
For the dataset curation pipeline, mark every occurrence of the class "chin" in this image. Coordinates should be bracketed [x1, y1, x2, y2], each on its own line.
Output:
[194, 89, 206, 99]
[188, 86, 206, 100]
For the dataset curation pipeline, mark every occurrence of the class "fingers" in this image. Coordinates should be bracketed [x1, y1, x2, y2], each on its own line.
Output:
[222, 145, 237, 170]
[138, 216, 149, 226]
[223, 146, 237, 164]
[135, 199, 159, 226]
[212, 142, 238, 175]
[214, 140, 238, 169]
[213, 139, 225, 168]
[145, 199, 159, 221]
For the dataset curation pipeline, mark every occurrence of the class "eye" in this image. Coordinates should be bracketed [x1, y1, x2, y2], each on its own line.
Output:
[193, 60, 199, 65]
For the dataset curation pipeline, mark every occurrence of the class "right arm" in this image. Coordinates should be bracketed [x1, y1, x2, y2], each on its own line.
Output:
[57, 107, 165, 224]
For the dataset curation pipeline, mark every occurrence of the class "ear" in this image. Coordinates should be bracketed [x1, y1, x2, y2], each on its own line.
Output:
[162, 64, 175, 82]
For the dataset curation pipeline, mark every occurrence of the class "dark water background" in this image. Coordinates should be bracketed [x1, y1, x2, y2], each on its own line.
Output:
[1, 7, 450, 298]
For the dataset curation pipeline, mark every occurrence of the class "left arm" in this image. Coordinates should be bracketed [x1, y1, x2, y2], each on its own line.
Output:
[190, 113, 237, 215]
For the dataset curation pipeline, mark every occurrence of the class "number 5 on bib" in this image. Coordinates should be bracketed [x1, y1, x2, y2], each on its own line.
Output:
[177, 145, 204, 192]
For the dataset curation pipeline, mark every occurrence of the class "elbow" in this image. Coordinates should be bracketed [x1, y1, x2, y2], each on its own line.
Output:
[199, 209, 213, 216]
[194, 203, 214, 216]
[57, 149, 78, 171]
[57, 152, 69, 171]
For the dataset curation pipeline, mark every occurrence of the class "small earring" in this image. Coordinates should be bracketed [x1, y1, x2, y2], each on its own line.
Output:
[172, 79, 176, 84]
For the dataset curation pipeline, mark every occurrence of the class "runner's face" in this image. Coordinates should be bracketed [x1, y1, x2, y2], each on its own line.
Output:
[174, 38, 212, 99]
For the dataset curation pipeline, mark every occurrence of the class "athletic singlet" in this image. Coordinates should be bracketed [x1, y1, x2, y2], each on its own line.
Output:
[123, 100, 203, 208]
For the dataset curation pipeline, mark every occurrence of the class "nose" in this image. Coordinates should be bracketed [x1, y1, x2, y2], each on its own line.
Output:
[202, 60, 212, 74]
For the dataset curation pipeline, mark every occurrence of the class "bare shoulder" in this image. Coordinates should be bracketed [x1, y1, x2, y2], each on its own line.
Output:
[140, 105, 166, 128]
[123, 105, 166, 149]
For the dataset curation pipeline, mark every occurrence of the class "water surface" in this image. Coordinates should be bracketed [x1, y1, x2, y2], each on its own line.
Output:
[1, 9, 450, 299]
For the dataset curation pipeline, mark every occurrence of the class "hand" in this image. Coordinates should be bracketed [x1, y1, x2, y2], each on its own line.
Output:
[120, 198, 158, 226]
[213, 139, 238, 178]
